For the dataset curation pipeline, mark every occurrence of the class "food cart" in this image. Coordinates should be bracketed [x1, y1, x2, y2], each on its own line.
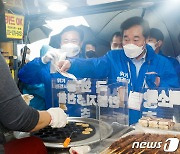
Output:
[30, 77, 180, 153]
[30, 78, 130, 153]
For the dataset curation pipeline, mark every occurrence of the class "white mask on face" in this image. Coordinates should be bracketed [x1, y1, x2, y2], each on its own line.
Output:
[147, 42, 156, 50]
[111, 46, 122, 50]
[61, 43, 80, 57]
[123, 44, 144, 58]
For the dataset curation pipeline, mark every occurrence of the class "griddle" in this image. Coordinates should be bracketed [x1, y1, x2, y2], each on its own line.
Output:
[32, 117, 113, 148]
[31, 122, 96, 143]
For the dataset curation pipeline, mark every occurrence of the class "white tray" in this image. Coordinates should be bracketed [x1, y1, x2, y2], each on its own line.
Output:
[134, 123, 180, 135]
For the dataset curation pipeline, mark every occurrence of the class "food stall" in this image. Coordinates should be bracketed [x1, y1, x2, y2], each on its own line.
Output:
[30, 78, 131, 153]
[30, 77, 180, 153]
[1, 0, 180, 153]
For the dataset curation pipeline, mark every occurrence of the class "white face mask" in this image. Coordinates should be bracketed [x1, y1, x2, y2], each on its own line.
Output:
[111, 46, 122, 50]
[123, 44, 144, 58]
[147, 42, 156, 50]
[61, 43, 80, 57]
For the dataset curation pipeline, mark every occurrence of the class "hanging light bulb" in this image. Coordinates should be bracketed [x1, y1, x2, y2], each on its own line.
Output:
[48, 2, 68, 12]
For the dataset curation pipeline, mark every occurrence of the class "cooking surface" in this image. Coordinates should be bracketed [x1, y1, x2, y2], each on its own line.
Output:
[31, 122, 96, 143]
[46, 122, 133, 153]
[33, 117, 113, 148]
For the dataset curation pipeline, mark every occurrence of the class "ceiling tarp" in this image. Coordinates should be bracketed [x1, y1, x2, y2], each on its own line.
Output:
[21, 0, 180, 56]
[84, 5, 180, 57]
[84, 9, 143, 42]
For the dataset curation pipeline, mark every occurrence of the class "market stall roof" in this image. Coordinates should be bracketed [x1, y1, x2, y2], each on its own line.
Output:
[3, 0, 180, 56]
[83, 5, 180, 57]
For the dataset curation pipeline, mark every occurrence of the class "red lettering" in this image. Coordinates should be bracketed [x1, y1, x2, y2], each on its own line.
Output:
[10, 16, 15, 25]
[5, 15, 15, 25]
[16, 18, 22, 26]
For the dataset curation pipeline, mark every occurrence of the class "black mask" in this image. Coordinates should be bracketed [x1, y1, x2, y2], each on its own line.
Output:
[86, 50, 97, 58]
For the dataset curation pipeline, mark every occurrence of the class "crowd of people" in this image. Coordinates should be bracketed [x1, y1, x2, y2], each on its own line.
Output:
[18, 18, 180, 121]
[56, 17, 179, 124]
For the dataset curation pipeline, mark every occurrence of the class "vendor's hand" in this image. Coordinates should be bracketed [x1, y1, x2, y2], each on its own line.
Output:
[41, 49, 66, 64]
[47, 108, 67, 128]
[58, 60, 71, 72]
[145, 72, 160, 88]
[69, 146, 91, 154]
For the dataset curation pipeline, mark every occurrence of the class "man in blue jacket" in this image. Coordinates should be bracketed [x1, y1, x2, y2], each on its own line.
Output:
[58, 17, 179, 124]
[18, 25, 84, 112]
[146, 28, 180, 84]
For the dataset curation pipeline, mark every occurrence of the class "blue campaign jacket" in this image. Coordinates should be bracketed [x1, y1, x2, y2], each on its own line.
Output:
[68, 44, 179, 124]
[159, 51, 180, 84]
[18, 58, 64, 109]
[22, 83, 46, 110]
[18, 58, 88, 117]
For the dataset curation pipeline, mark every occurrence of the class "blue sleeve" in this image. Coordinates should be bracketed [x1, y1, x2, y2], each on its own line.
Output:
[18, 58, 49, 85]
[159, 58, 180, 88]
[23, 84, 45, 98]
[69, 54, 111, 79]
[176, 64, 180, 76]
[168, 57, 179, 68]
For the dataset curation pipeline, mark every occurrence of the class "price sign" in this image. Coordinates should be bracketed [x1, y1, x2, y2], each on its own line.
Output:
[5, 13, 24, 39]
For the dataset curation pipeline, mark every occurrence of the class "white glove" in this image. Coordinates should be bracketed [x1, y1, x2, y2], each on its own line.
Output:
[69, 146, 91, 154]
[47, 108, 67, 128]
[41, 48, 66, 64]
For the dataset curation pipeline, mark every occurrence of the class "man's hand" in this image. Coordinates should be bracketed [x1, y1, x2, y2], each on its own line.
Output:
[41, 49, 66, 64]
[47, 108, 67, 128]
[57, 60, 71, 72]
